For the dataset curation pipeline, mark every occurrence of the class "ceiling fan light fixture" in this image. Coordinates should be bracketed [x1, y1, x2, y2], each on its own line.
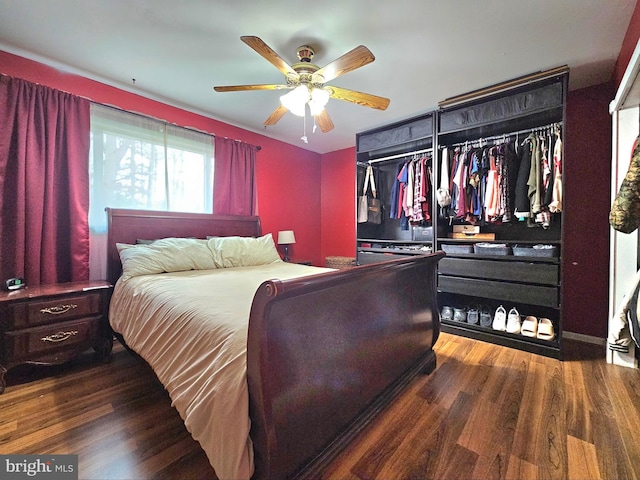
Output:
[280, 85, 310, 117]
[308, 87, 330, 116]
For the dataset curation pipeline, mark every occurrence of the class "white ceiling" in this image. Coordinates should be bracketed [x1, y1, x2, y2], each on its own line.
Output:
[0, 0, 636, 154]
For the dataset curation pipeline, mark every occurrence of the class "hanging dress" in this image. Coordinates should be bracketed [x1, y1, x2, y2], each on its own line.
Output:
[484, 148, 500, 221]
[549, 128, 563, 213]
[514, 135, 534, 218]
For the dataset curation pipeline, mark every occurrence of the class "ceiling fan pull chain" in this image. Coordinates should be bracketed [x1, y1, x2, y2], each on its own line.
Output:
[301, 106, 308, 143]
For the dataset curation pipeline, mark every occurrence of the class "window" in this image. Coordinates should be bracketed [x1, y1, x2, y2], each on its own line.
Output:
[88, 104, 215, 278]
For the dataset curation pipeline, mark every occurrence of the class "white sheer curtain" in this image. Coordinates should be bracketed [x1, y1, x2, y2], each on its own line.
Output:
[88, 104, 214, 279]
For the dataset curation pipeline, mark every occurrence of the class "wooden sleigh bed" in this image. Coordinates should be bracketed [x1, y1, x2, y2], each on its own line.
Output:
[106, 208, 444, 480]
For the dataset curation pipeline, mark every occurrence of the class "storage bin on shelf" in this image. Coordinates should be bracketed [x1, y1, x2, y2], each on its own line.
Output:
[512, 244, 558, 257]
[441, 244, 474, 254]
[473, 243, 512, 256]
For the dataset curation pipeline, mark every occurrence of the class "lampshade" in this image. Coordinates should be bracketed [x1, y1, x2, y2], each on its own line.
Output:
[280, 86, 329, 117]
[308, 87, 330, 116]
[277, 230, 296, 245]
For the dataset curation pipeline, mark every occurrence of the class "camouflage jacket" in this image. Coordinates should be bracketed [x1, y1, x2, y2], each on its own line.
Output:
[611, 137, 640, 234]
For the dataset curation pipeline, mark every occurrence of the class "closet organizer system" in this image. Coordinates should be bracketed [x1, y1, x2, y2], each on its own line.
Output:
[356, 66, 567, 358]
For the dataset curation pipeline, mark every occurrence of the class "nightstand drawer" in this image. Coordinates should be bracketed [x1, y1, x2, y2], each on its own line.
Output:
[4, 317, 101, 361]
[8, 292, 103, 329]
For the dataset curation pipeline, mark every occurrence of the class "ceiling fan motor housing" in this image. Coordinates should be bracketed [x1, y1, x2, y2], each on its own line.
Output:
[297, 45, 314, 62]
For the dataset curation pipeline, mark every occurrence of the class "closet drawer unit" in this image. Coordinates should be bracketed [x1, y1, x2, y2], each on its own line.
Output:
[439, 258, 559, 286]
[438, 275, 559, 307]
[4, 317, 101, 362]
[6, 292, 104, 329]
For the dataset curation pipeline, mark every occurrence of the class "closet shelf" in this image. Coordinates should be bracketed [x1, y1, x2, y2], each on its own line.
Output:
[440, 321, 561, 359]
[437, 237, 561, 245]
[359, 247, 431, 256]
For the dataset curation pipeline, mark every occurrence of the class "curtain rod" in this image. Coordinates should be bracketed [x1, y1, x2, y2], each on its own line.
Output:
[91, 101, 261, 150]
[441, 122, 562, 149]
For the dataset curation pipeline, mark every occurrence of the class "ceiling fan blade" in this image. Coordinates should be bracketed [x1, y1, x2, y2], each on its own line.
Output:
[241, 36, 298, 78]
[313, 45, 375, 83]
[327, 86, 390, 110]
[314, 110, 334, 133]
[214, 84, 289, 92]
[264, 105, 289, 126]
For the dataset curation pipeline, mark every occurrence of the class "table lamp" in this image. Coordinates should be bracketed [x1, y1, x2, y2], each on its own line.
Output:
[277, 230, 296, 262]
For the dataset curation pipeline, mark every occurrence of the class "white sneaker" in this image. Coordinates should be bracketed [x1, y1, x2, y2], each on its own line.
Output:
[506, 307, 521, 334]
[492, 305, 507, 331]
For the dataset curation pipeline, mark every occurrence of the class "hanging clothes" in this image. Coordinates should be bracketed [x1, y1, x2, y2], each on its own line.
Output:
[442, 122, 561, 226]
[527, 134, 541, 215]
[449, 148, 462, 218]
[467, 149, 482, 221]
[388, 160, 411, 230]
[410, 155, 432, 224]
[484, 148, 500, 221]
[514, 135, 533, 218]
[499, 141, 519, 223]
[609, 267, 640, 352]
[610, 135, 640, 233]
[549, 125, 563, 213]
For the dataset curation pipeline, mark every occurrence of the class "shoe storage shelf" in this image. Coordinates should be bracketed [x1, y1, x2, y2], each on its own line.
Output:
[354, 67, 568, 359]
[437, 244, 561, 358]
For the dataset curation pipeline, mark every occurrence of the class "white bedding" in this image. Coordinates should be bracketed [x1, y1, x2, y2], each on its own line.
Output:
[109, 261, 332, 480]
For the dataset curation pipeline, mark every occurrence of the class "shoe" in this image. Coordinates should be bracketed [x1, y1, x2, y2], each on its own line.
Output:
[441, 306, 453, 321]
[453, 307, 467, 322]
[506, 307, 521, 334]
[537, 318, 555, 341]
[521, 316, 538, 337]
[492, 305, 507, 331]
[467, 305, 479, 325]
[479, 306, 493, 328]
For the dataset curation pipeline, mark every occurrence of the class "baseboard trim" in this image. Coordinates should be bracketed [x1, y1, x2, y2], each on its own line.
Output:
[563, 331, 606, 345]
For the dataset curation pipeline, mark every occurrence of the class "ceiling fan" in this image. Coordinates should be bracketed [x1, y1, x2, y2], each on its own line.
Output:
[213, 36, 390, 134]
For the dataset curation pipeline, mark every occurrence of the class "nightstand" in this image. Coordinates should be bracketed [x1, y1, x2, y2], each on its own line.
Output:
[0, 280, 113, 393]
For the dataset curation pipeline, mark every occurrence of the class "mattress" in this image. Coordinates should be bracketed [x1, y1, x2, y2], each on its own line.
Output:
[109, 261, 332, 480]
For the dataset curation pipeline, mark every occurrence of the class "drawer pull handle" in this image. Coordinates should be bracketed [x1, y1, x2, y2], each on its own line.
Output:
[40, 304, 78, 315]
[41, 330, 79, 343]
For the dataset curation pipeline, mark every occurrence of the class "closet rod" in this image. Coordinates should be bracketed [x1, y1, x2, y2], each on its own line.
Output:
[442, 122, 562, 149]
[366, 147, 433, 164]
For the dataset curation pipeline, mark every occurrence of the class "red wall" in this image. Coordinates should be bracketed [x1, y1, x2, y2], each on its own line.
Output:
[0, 50, 325, 266]
[320, 147, 357, 261]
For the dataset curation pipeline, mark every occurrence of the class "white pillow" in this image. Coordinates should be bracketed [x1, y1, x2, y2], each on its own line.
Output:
[117, 237, 217, 277]
[208, 234, 282, 268]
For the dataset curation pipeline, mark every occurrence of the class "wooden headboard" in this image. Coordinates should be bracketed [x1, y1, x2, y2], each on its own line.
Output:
[106, 208, 262, 284]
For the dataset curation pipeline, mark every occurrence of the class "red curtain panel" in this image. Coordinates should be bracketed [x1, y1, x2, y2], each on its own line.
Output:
[213, 136, 258, 216]
[0, 75, 90, 285]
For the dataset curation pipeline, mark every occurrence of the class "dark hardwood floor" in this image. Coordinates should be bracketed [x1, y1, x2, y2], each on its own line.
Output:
[1, 333, 639, 480]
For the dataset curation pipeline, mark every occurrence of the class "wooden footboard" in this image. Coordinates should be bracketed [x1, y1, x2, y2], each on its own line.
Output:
[246, 252, 444, 479]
